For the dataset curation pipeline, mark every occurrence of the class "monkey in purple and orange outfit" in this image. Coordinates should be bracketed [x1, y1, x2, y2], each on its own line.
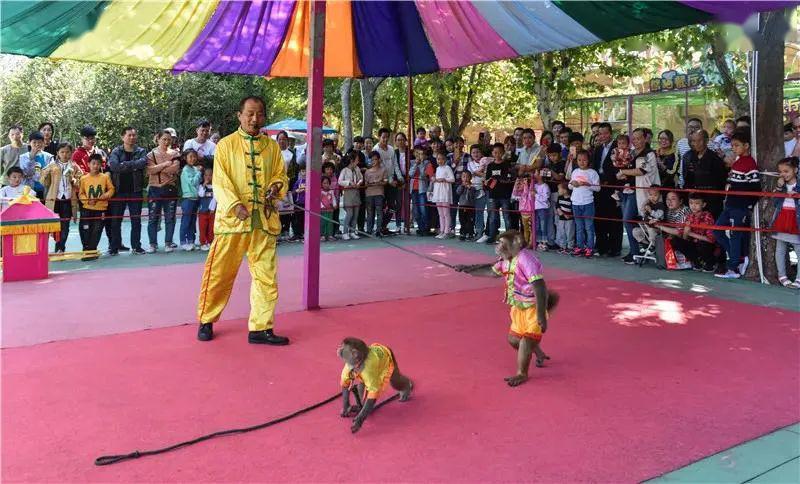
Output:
[456, 230, 560, 387]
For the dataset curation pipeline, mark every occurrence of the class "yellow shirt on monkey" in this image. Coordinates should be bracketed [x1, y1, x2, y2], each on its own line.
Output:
[197, 128, 289, 331]
[341, 344, 395, 399]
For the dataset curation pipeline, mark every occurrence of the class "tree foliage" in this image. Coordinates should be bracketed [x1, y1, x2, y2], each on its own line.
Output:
[0, 57, 343, 148]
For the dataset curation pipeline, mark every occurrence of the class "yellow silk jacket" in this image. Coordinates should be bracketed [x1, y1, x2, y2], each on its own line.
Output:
[213, 128, 289, 235]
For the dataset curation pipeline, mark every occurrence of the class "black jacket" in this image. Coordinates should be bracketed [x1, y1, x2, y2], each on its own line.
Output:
[108, 145, 148, 193]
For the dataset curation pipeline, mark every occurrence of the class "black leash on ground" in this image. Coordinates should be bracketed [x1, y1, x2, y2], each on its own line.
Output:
[283, 201, 459, 270]
[95, 393, 400, 466]
[95, 199, 448, 467]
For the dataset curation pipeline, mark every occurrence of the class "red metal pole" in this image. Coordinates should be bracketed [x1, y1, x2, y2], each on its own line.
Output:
[303, 0, 325, 310]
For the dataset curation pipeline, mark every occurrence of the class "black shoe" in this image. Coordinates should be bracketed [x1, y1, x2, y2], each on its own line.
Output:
[107, 249, 119, 256]
[248, 329, 289, 345]
[132, 247, 146, 255]
[197, 323, 214, 341]
[607, 252, 621, 258]
[622, 254, 635, 265]
[546, 243, 559, 251]
[119, 246, 130, 252]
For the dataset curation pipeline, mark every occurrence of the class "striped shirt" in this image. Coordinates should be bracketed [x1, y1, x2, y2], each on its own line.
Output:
[557, 194, 573, 220]
[725, 155, 760, 210]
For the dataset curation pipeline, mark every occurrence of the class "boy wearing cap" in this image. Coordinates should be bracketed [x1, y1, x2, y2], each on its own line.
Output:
[72, 126, 107, 174]
[183, 120, 216, 161]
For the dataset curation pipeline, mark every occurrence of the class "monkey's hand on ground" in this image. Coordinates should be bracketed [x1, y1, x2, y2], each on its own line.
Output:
[340, 405, 361, 418]
[351, 417, 365, 434]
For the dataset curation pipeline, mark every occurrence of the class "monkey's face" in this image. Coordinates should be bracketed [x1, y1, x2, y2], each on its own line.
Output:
[337, 344, 363, 368]
[495, 239, 517, 260]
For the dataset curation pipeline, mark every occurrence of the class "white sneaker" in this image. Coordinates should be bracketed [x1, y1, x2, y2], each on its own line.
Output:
[476, 234, 489, 243]
[738, 256, 750, 276]
[146, 245, 157, 254]
[351, 233, 360, 240]
[182, 244, 194, 251]
[714, 270, 741, 279]
[342, 233, 351, 241]
[201, 244, 210, 251]
[164, 245, 175, 253]
[435, 234, 444, 239]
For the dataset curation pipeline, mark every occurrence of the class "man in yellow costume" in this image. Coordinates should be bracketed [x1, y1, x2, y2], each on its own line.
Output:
[196, 96, 290, 345]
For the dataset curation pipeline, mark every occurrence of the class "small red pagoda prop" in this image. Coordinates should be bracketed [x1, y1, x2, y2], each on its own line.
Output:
[0, 187, 60, 282]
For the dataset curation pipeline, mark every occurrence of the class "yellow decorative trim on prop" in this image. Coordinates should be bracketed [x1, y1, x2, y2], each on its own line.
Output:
[0, 222, 61, 236]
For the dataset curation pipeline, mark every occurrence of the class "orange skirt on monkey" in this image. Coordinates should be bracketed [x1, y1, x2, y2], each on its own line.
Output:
[492, 249, 551, 340]
[340, 343, 395, 399]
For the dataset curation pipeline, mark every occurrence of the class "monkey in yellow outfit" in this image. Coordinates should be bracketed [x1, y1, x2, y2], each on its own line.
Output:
[338, 337, 413, 433]
[196, 96, 290, 345]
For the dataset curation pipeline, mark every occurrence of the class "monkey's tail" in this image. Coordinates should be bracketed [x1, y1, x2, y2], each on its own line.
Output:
[546, 289, 560, 312]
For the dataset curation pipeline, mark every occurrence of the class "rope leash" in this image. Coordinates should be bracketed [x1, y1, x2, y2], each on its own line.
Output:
[95, 393, 400, 466]
[283, 200, 459, 270]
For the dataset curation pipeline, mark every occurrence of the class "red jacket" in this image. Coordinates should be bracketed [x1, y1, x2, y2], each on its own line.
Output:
[72, 146, 107, 174]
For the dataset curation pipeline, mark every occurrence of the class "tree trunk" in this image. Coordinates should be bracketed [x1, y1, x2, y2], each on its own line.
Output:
[435, 66, 482, 138]
[434, 73, 452, 137]
[456, 65, 481, 137]
[744, 9, 790, 283]
[341, 78, 353, 150]
[359, 77, 385, 137]
[531, 52, 571, 130]
[709, 30, 749, 118]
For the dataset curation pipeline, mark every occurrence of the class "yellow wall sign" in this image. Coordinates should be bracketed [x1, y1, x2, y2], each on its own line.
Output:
[649, 70, 705, 92]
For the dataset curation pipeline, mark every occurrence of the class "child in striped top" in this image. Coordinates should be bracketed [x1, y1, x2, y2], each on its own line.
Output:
[555, 182, 574, 252]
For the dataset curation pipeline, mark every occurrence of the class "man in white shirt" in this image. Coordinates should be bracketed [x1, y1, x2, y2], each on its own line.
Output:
[676, 117, 702, 160]
[1, 124, 24, 186]
[515, 128, 541, 172]
[375, 128, 402, 234]
[183, 119, 216, 160]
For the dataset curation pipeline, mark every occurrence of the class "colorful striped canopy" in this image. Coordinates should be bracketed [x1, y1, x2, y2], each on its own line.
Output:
[1, 1, 794, 78]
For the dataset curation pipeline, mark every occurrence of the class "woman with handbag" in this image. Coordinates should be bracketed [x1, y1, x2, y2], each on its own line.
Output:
[145, 129, 181, 253]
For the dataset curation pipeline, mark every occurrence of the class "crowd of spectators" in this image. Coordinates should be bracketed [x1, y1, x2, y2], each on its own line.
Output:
[0, 114, 797, 288]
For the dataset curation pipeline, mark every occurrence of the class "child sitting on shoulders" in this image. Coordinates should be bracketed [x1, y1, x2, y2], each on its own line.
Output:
[555, 182, 575, 254]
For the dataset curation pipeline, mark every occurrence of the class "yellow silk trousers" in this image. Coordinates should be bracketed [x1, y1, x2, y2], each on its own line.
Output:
[197, 230, 278, 331]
